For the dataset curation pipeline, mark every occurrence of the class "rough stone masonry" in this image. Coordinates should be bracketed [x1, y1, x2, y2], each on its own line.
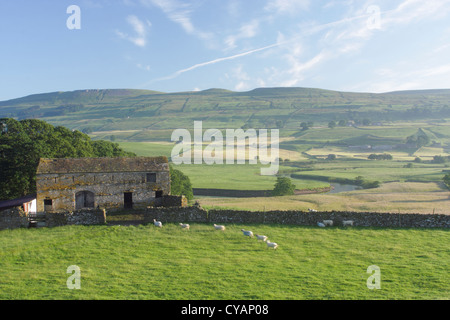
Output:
[35, 157, 170, 213]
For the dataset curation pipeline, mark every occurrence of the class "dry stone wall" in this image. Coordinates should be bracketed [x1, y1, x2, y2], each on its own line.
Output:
[0, 207, 28, 230]
[46, 209, 106, 227]
[1, 206, 449, 230]
[144, 206, 208, 224]
[145, 207, 450, 229]
[208, 209, 450, 228]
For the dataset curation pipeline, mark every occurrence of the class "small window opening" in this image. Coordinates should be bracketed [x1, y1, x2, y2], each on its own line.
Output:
[146, 173, 157, 183]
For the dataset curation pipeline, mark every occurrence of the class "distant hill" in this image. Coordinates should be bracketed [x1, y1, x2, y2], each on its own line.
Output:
[1, 87, 450, 141]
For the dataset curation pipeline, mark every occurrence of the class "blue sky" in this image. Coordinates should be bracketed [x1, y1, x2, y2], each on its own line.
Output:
[1, 0, 450, 100]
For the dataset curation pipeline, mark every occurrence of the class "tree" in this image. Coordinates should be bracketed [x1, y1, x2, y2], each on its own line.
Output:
[406, 129, 430, 148]
[170, 165, 193, 200]
[443, 174, 450, 190]
[91, 140, 134, 158]
[328, 121, 336, 129]
[327, 154, 337, 160]
[300, 122, 309, 131]
[432, 155, 447, 164]
[275, 120, 284, 129]
[355, 176, 364, 186]
[272, 177, 296, 196]
[361, 180, 380, 189]
[368, 153, 393, 160]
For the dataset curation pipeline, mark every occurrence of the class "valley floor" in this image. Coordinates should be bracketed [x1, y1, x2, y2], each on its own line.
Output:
[196, 182, 450, 214]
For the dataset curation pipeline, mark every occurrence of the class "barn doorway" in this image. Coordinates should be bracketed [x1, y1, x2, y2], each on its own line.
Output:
[155, 190, 163, 198]
[124, 192, 133, 209]
[75, 191, 95, 210]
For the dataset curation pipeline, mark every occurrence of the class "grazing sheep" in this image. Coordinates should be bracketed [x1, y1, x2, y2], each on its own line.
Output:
[317, 222, 326, 228]
[343, 220, 354, 227]
[241, 229, 254, 238]
[179, 223, 190, 230]
[255, 234, 268, 242]
[308, 208, 318, 212]
[323, 220, 333, 227]
[266, 240, 278, 249]
[214, 224, 226, 231]
[153, 219, 162, 228]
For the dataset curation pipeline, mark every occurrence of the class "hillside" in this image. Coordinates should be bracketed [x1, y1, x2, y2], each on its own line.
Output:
[1, 87, 450, 142]
[2, 87, 449, 213]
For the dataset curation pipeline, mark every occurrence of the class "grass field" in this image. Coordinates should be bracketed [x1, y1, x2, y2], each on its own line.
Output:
[114, 138, 450, 214]
[174, 164, 329, 190]
[0, 223, 448, 300]
[197, 182, 449, 214]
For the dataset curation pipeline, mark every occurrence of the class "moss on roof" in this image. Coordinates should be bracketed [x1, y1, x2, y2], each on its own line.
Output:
[36, 157, 169, 174]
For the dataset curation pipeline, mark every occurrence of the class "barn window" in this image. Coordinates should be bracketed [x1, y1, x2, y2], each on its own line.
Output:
[146, 173, 157, 183]
[75, 191, 95, 209]
[44, 199, 53, 212]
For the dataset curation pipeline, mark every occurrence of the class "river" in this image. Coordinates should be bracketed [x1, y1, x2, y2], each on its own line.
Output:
[326, 183, 362, 194]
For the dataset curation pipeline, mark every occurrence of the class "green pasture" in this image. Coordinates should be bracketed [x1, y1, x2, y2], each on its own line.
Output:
[114, 140, 449, 191]
[0, 224, 448, 300]
[175, 164, 329, 191]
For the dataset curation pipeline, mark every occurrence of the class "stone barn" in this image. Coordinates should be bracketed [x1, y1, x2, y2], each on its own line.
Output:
[36, 157, 170, 213]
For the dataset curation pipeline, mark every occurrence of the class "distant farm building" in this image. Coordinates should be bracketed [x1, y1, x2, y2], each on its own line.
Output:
[36, 157, 172, 213]
[0, 194, 36, 214]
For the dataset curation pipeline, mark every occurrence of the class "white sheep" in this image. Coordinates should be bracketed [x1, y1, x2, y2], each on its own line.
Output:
[317, 222, 326, 228]
[308, 208, 318, 212]
[214, 224, 226, 231]
[323, 220, 333, 227]
[343, 220, 354, 227]
[255, 234, 268, 242]
[179, 223, 190, 230]
[153, 219, 162, 228]
[241, 229, 254, 237]
[266, 240, 278, 249]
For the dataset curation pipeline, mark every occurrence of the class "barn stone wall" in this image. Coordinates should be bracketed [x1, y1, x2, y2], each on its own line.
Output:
[36, 171, 170, 213]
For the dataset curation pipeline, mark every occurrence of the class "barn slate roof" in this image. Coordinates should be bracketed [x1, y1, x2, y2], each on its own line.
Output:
[36, 157, 169, 174]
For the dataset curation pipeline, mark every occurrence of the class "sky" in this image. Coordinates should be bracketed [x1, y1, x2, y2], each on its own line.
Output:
[0, 0, 450, 101]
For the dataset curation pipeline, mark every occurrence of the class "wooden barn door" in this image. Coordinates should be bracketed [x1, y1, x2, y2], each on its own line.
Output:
[76, 191, 95, 210]
[124, 192, 133, 209]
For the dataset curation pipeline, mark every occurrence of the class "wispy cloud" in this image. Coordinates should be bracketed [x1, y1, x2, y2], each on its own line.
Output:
[351, 60, 450, 93]
[136, 63, 151, 72]
[264, 0, 310, 15]
[383, 0, 450, 26]
[224, 19, 260, 50]
[116, 15, 151, 47]
[229, 65, 251, 91]
[140, 0, 212, 40]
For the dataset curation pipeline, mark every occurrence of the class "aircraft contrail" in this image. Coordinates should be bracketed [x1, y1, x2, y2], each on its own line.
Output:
[157, 42, 283, 82]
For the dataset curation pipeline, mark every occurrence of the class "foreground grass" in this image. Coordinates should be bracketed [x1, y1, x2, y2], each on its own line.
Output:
[0, 224, 448, 300]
